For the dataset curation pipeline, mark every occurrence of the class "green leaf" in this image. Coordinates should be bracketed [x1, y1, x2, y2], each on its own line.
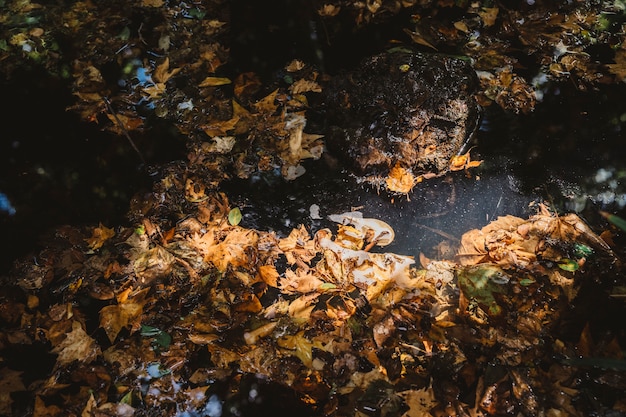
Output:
[228, 207, 242, 226]
[600, 211, 626, 232]
[140, 325, 172, 349]
[140, 325, 161, 337]
[558, 259, 579, 272]
[574, 243, 593, 258]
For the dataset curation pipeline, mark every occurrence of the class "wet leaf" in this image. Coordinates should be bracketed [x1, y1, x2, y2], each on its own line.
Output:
[458, 264, 510, 317]
[385, 163, 419, 194]
[51, 321, 100, 367]
[198, 76, 231, 87]
[558, 259, 579, 272]
[140, 325, 172, 349]
[99, 288, 149, 343]
[85, 223, 115, 250]
[600, 210, 626, 232]
[228, 207, 242, 226]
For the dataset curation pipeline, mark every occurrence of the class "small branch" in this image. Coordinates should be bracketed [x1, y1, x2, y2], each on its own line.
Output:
[103, 97, 146, 165]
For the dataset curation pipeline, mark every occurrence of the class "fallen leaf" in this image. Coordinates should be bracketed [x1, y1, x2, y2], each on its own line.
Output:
[99, 288, 149, 343]
[51, 321, 100, 367]
[85, 223, 115, 251]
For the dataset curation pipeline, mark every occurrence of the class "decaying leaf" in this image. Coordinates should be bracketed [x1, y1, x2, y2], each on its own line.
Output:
[85, 223, 115, 251]
[51, 321, 100, 367]
[99, 288, 150, 343]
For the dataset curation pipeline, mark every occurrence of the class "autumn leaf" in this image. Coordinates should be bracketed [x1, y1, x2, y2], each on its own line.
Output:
[99, 288, 149, 343]
[253, 89, 279, 113]
[198, 76, 231, 87]
[202, 117, 239, 137]
[277, 331, 324, 368]
[258, 264, 279, 287]
[51, 321, 100, 367]
[189, 227, 259, 272]
[153, 57, 181, 84]
[607, 48, 626, 81]
[385, 163, 419, 194]
[85, 223, 115, 250]
[289, 79, 322, 94]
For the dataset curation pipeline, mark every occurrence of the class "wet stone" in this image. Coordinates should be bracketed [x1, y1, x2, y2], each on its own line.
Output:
[323, 50, 481, 188]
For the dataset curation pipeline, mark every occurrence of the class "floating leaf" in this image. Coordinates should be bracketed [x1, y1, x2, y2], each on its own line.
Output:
[458, 264, 510, 316]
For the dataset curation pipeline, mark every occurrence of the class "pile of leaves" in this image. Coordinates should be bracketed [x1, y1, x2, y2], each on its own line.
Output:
[2, 175, 625, 416]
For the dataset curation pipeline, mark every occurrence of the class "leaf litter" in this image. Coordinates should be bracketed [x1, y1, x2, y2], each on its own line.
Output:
[2, 182, 626, 416]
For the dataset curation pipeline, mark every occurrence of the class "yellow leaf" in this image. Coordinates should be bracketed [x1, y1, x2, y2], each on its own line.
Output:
[202, 116, 239, 137]
[479, 7, 499, 27]
[258, 264, 279, 287]
[153, 57, 181, 84]
[99, 288, 149, 343]
[254, 89, 279, 113]
[199, 76, 231, 87]
[86, 223, 115, 250]
[385, 163, 418, 194]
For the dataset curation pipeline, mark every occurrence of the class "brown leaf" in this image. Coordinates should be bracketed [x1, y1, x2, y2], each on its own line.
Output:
[258, 264, 279, 287]
[153, 57, 181, 84]
[51, 321, 100, 367]
[254, 89, 279, 113]
[289, 79, 322, 94]
[99, 288, 149, 343]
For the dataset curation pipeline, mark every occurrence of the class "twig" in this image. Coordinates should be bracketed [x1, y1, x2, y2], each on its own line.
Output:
[103, 97, 146, 165]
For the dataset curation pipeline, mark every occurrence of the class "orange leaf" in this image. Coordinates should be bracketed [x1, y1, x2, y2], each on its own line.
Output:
[85, 223, 115, 250]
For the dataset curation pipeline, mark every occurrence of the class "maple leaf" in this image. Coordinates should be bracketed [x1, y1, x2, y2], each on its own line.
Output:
[277, 331, 324, 368]
[278, 225, 317, 265]
[51, 321, 100, 367]
[99, 288, 149, 343]
[153, 57, 181, 84]
[85, 223, 115, 251]
[190, 227, 259, 272]
[279, 269, 326, 294]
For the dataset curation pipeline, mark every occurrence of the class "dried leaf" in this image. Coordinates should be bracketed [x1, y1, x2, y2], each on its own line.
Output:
[51, 321, 100, 367]
[99, 288, 149, 343]
[85, 223, 115, 250]
[199, 76, 231, 87]
[289, 79, 322, 94]
[386, 163, 419, 194]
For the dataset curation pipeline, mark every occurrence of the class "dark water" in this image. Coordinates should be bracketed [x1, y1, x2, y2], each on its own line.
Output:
[224, 83, 626, 260]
